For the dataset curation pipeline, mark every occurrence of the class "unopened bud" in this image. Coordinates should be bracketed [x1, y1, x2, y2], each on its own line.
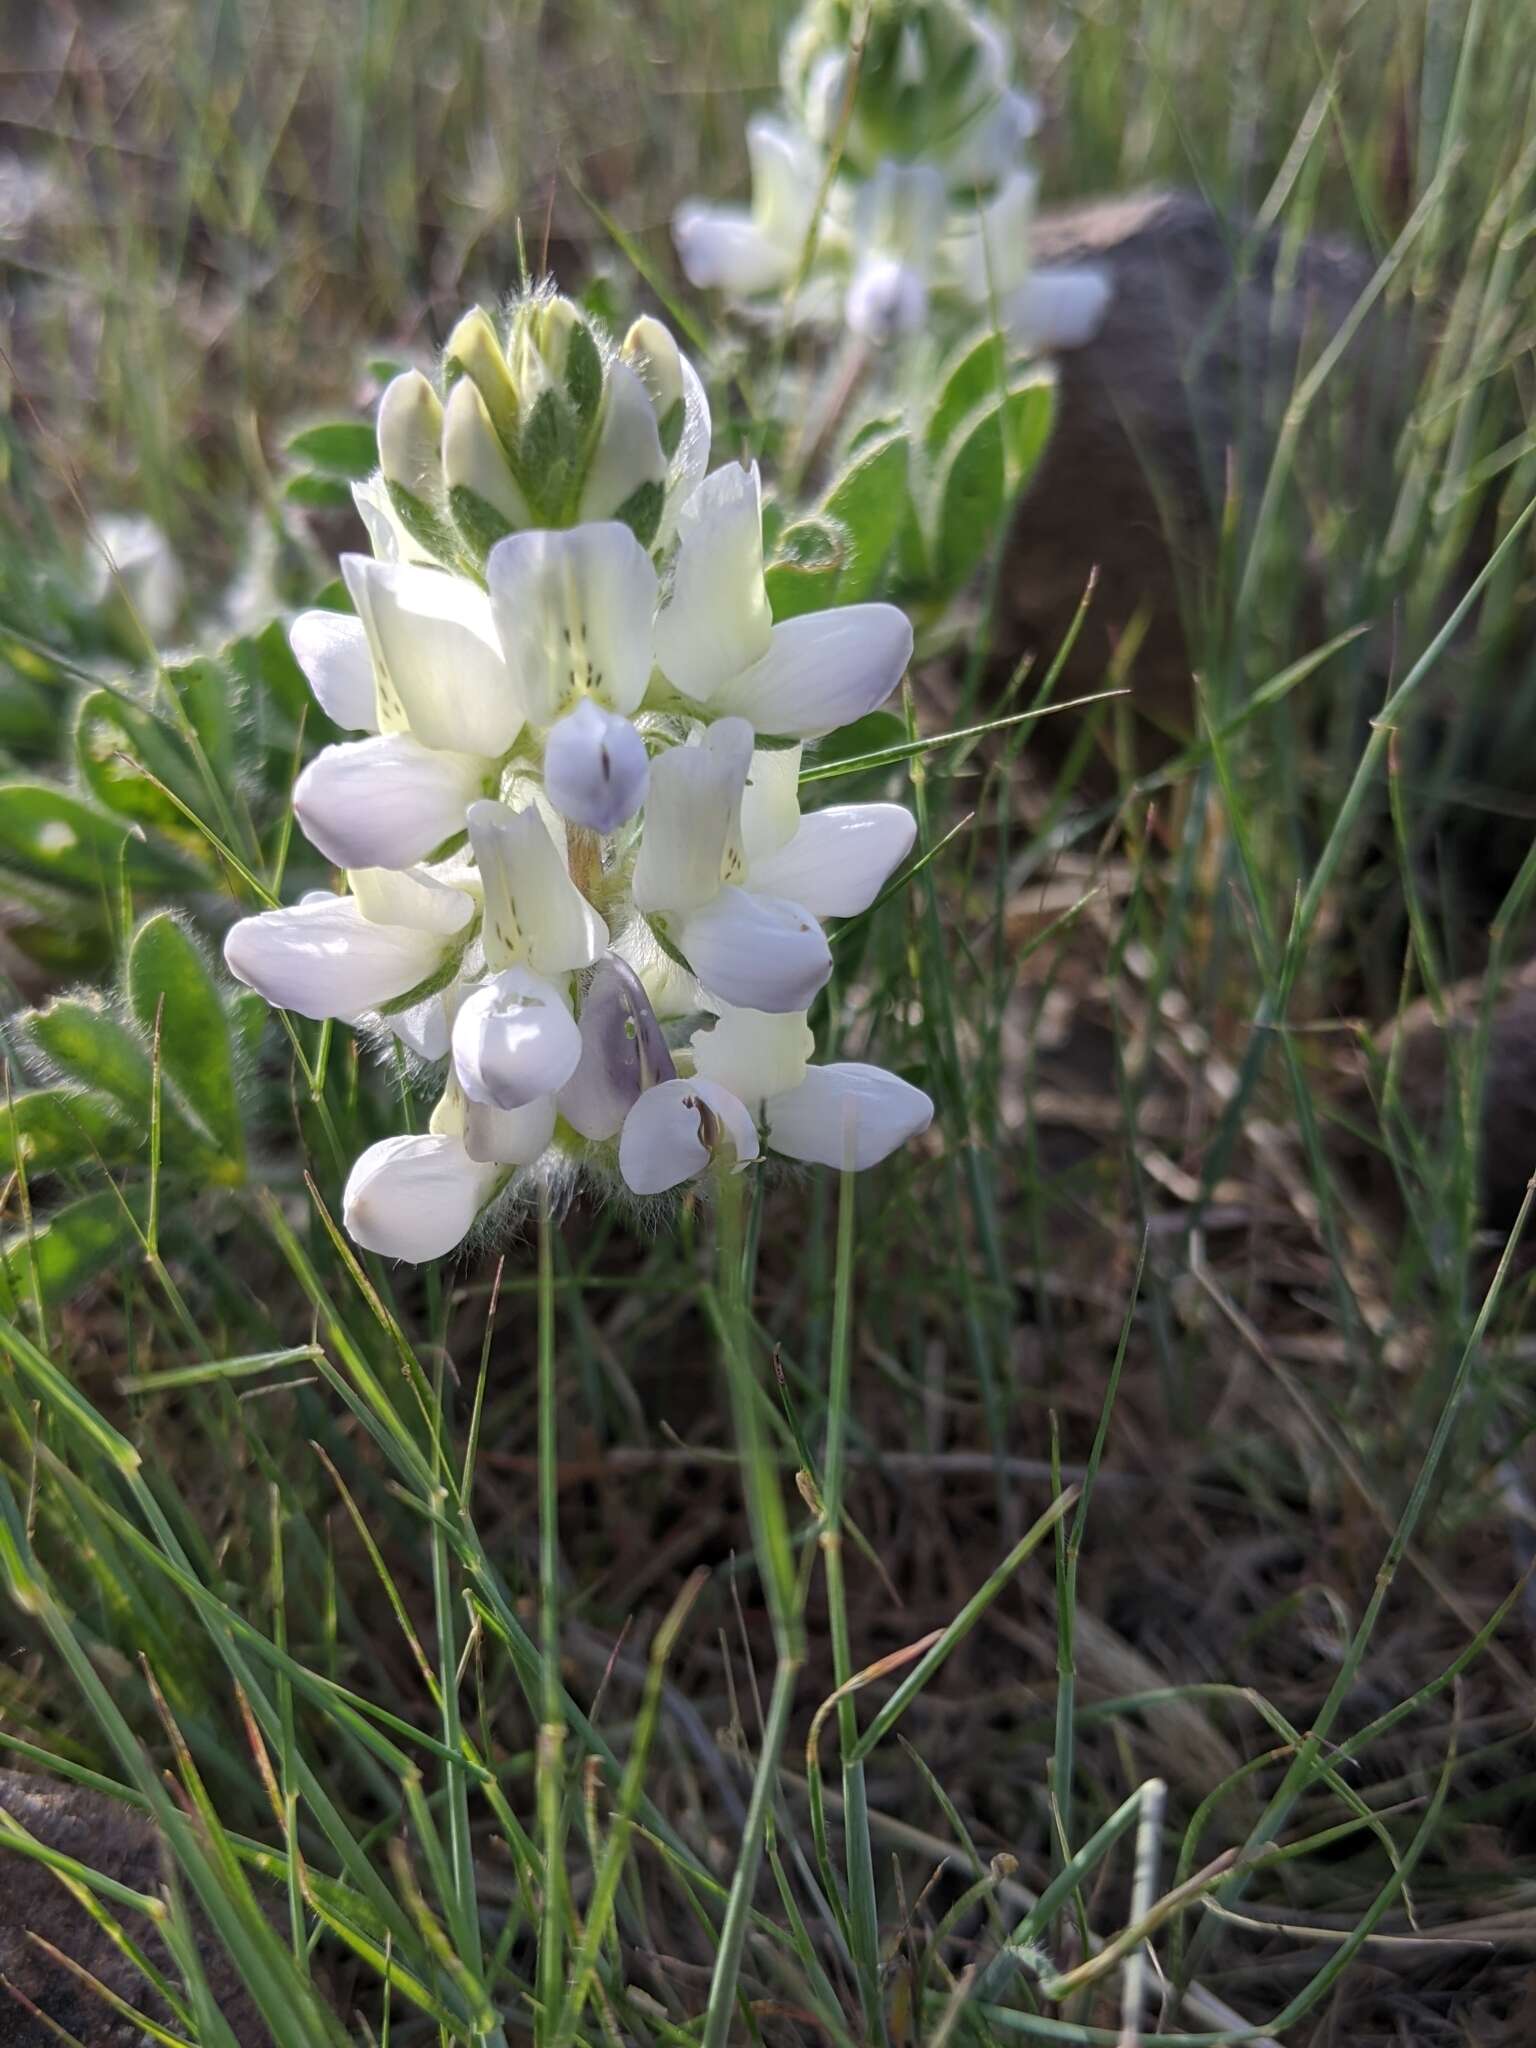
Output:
[443, 307, 520, 452]
[576, 359, 667, 542]
[621, 317, 686, 454]
[443, 377, 530, 557]
[377, 371, 443, 499]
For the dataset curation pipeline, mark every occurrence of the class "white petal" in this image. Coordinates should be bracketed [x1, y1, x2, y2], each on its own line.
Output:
[467, 798, 608, 973]
[677, 886, 832, 1014]
[452, 968, 581, 1110]
[748, 803, 915, 917]
[620, 316, 685, 423]
[652, 463, 772, 704]
[740, 744, 803, 863]
[347, 865, 475, 936]
[577, 359, 667, 525]
[1005, 265, 1113, 351]
[747, 115, 821, 249]
[463, 1093, 557, 1166]
[290, 612, 379, 732]
[673, 204, 793, 296]
[656, 350, 714, 551]
[709, 604, 913, 737]
[377, 370, 444, 499]
[294, 734, 484, 869]
[690, 1004, 813, 1111]
[542, 701, 649, 833]
[558, 956, 676, 1141]
[618, 1077, 759, 1194]
[223, 896, 451, 1021]
[631, 719, 755, 916]
[947, 166, 1038, 303]
[352, 478, 436, 568]
[845, 255, 929, 345]
[442, 376, 531, 526]
[387, 990, 452, 1061]
[343, 1134, 497, 1262]
[486, 523, 658, 724]
[765, 1063, 933, 1170]
[343, 556, 522, 755]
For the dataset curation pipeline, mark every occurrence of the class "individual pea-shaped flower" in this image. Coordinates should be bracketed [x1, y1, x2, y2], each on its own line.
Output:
[344, 1076, 555, 1263]
[690, 1002, 935, 1169]
[223, 866, 474, 1024]
[673, 116, 834, 302]
[653, 462, 914, 735]
[449, 798, 608, 1113]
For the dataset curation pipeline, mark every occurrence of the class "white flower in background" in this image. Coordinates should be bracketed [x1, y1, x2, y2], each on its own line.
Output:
[225, 288, 934, 1263]
[84, 512, 185, 639]
[674, 0, 1110, 354]
[673, 117, 835, 300]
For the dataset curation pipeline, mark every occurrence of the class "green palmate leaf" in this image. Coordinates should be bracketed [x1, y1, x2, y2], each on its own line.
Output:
[225, 619, 313, 729]
[127, 914, 245, 1182]
[926, 330, 1012, 456]
[0, 783, 200, 895]
[824, 432, 910, 602]
[0, 667, 57, 753]
[28, 997, 159, 1121]
[75, 689, 205, 843]
[285, 420, 379, 478]
[0, 1189, 144, 1316]
[932, 374, 1055, 598]
[0, 1089, 139, 1178]
[765, 516, 846, 621]
[283, 472, 354, 511]
[163, 656, 238, 783]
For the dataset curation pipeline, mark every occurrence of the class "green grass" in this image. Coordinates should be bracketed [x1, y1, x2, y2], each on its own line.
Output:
[5, 0, 1536, 2042]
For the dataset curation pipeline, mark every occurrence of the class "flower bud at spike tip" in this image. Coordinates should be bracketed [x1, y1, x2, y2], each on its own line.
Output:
[543, 700, 650, 833]
[377, 371, 443, 499]
[621, 316, 686, 452]
[443, 377, 529, 535]
[443, 306, 520, 449]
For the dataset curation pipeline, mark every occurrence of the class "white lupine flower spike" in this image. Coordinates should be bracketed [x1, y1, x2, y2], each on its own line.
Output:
[676, 0, 1111, 353]
[222, 285, 933, 1261]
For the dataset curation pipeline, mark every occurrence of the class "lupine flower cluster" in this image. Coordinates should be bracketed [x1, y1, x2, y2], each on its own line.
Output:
[673, 0, 1110, 351]
[223, 291, 933, 1262]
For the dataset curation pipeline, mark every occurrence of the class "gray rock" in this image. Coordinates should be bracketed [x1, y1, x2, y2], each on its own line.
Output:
[1000, 189, 1398, 763]
[0, 1770, 272, 2046]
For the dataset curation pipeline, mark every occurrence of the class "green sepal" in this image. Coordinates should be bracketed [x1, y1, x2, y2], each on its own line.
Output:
[448, 485, 515, 572]
[564, 321, 604, 426]
[657, 397, 685, 461]
[612, 479, 664, 551]
[385, 479, 458, 569]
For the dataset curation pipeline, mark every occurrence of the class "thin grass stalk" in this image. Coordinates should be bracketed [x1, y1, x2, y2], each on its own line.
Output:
[820, 1162, 886, 2043]
[535, 1178, 567, 2047]
[1180, 1170, 1536, 1994]
[701, 1159, 804, 2048]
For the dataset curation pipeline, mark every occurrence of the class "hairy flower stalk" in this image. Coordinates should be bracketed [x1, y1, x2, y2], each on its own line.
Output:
[673, 0, 1110, 351]
[225, 288, 933, 1260]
